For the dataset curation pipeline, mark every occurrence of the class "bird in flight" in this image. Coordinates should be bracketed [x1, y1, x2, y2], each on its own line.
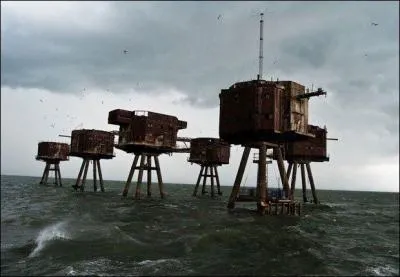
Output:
[371, 22, 378, 26]
[123, 49, 128, 54]
[217, 14, 222, 20]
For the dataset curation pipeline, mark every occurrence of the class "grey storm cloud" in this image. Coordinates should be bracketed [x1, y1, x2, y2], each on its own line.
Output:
[1, 2, 398, 107]
[1, 1, 398, 110]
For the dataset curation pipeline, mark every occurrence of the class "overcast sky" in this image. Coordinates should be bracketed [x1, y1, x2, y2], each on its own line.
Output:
[1, 1, 399, 192]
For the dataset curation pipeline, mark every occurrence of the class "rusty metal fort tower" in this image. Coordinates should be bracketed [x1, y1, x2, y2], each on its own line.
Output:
[218, 13, 329, 215]
[108, 110, 187, 199]
[188, 138, 230, 198]
[68, 129, 116, 192]
[36, 141, 69, 186]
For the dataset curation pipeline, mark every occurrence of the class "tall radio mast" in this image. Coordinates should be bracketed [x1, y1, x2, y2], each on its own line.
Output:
[257, 12, 264, 80]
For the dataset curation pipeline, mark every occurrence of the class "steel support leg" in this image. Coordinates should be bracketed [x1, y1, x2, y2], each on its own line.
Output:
[57, 164, 62, 186]
[93, 160, 97, 192]
[97, 160, 105, 192]
[257, 143, 267, 214]
[306, 162, 319, 204]
[40, 163, 49, 184]
[214, 165, 222, 196]
[81, 159, 90, 192]
[193, 166, 204, 197]
[147, 155, 152, 197]
[227, 146, 251, 210]
[135, 155, 145, 199]
[53, 164, 58, 186]
[210, 166, 215, 198]
[122, 155, 139, 197]
[74, 159, 86, 190]
[201, 166, 208, 195]
[290, 162, 298, 200]
[287, 162, 293, 181]
[276, 147, 290, 198]
[154, 155, 165, 199]
[43, 163, 51, 186]
[300, 163, 308, 203]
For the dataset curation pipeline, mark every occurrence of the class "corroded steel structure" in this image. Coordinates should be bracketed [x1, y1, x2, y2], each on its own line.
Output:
[218, 13, 327, 215]
[273, 124, 331, 204]
[36, 142, 69, 186]
[220, 79, 326, 215]
[69, 129, 115, 192]
[188, 137, 230, 198]
[108, 109, 187, 199]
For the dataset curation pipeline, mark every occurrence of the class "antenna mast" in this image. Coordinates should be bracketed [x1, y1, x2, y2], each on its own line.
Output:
[258, 12, 264, 80]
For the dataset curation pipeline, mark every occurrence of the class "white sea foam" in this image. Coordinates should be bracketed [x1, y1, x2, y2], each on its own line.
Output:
[137, 258, 180, 267]
[367, 265, 399, 276]
[113, 225, 146, 245]
[29, 221, 71, 258]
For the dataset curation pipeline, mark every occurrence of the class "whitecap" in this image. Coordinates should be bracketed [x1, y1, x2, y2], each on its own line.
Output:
[137, 258, 180, 267]
[367, 265, 398, 276]
[29, 221, 71, 258]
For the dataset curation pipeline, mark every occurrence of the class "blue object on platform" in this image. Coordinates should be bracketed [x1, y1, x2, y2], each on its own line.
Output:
[268, 188, 284, 199]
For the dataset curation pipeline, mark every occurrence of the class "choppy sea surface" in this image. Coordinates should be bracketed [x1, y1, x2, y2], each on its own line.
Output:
[1, 174, 399, 276]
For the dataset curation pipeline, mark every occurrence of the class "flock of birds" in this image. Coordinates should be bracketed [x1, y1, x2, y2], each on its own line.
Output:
[37, 13, 380, 136]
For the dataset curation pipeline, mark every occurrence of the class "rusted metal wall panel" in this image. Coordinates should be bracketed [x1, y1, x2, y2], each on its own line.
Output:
[189, 138, 230, 164]
[219, 80, 284, 142]
[113, 110, 187, 151]
[70, 129, 115, 157]
[277, 81, 308, 134]
[277, 125, 328, 161]
[37, 142, 69, 160]
[108, 109, 134, 125]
